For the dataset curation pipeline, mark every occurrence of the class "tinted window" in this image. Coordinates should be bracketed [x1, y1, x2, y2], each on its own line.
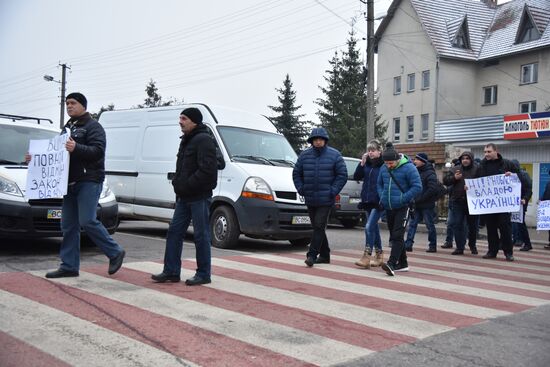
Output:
[0, 125, 58, 164]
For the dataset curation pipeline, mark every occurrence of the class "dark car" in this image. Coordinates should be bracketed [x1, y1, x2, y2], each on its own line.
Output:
[330, 157, 364, 228]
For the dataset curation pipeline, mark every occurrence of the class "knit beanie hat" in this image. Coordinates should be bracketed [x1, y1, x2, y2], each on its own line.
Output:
[181, 107, 203, 124]
[382, 142, 399, 161]
[66, 92, 87, 109]
[415, 152, 429, 164]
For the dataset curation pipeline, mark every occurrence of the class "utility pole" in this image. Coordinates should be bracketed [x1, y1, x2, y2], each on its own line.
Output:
[365, 0, 375, 145]
[59, 63, 69, 129]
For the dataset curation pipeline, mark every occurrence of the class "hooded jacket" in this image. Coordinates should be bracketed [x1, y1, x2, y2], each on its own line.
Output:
[443, 151, 479, 202]
[377, 154, 422, 210]
[353, 156, 383, 206]
[414, 161, 439, 209]
[63, 112, 106, 184]
[292, 132, 347, 207]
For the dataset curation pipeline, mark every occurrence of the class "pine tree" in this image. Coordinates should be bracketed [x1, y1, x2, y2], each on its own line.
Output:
[268, 74, 309, 152]
[136, 79, 181, 108]
[316, 30, 386, 156]
[91, 103, 115, 120]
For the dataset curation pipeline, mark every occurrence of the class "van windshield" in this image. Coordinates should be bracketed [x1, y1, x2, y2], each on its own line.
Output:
[218, 126, 297, 167]
[0, 125, 59, 165]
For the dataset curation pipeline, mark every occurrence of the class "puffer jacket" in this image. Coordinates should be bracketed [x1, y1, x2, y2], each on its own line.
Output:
[63, 112, 106, 184]
[171, 124, 218, 202]
[414, 162, 438, 209]
[353, 156, 383, 206]
[292, 145, 347, 207]
[377, 154, 422, 210]
[443, 151, 479, 202]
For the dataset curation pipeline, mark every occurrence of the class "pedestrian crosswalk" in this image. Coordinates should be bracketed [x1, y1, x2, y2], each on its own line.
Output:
[1, 243, 550, 366]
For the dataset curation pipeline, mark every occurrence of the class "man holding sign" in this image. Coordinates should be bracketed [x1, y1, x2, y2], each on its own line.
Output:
[473, 143, 520, 261]
[34, 93, 125, 278]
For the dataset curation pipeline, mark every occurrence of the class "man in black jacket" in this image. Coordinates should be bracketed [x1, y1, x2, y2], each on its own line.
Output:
[443, 151, 479, 255]
[43, 92, 125, 278]
[404, 153, 439, 253]
[152, 108, 219, 285]
[476, 143, 519, 261]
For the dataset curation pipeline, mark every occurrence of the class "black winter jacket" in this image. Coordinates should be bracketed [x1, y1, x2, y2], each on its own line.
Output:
[63, 112, 106, 184]
[172, 124, 218, 202]
[414, 162, 438, 209]
[477, 153, 519, 178]
[443, 151, 479, 202]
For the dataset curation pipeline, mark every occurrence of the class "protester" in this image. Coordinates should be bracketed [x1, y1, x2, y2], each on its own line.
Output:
[442, 159, 460, 249]
[474, 143, 519, 261]
[293, 127, 347, 267]
[378, 143, 422, 276]
[353, 140, 384, 269]
[36, 92, 126, 278]
[152, 108, 220, 285]
[510, 160, 533, 252]
[443, 151, 479, 255]
[404, 153, 439, 253]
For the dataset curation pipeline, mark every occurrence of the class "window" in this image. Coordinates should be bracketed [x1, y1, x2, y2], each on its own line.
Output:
[452, 21, 470, 49]
[520, 63, 538, 84]
[483, 86, 497, 105]
[519, 101, 536, 113]
[406, 116, 414, 141]
[393, 76, 401, 95]
[393, 118, 401, 142]
[516, 11, 540, 43]
[407, 73, 415, 92]
[421, 114, 429, 139]
[421, 70, 430, 89]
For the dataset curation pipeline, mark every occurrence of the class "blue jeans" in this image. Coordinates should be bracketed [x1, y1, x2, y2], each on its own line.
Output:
[163, 198, 212, 279]
[60, 181, 123, 272]
[364, 208, 382, 251]
[405, 207, 437, 250]
[449, 200, 478, 251]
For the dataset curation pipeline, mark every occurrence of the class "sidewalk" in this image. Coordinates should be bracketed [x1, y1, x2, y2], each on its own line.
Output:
[379, 221, 549, 246]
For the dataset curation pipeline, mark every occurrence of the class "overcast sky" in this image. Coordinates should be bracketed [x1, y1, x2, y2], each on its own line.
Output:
[0, 0, 394, 126]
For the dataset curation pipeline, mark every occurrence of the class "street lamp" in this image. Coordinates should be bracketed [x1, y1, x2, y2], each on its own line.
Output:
[43, 63, 69, 129]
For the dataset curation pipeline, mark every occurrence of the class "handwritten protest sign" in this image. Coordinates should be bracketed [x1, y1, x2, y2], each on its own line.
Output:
[537, 200, 550, 230]
[465, 174, 521, 215]
[25, 133, 69, 199]
[511, 204, 524, 223]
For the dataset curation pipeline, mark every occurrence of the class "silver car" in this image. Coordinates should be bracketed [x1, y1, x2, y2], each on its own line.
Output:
[330, 157, 364, 228]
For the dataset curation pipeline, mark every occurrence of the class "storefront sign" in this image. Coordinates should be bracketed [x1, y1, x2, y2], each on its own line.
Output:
[504, 112, 550, 140]
[465, 174, 521, 214]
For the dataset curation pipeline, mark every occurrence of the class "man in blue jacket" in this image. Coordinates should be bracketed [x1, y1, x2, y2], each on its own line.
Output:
[377, 143, 422, 276]
[293, 127, 347, 267]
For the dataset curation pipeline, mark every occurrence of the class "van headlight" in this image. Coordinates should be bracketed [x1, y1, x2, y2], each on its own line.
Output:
[0, 175, 23, 197]
[241, 177, 274, 201]
[100, 181, 112, 199]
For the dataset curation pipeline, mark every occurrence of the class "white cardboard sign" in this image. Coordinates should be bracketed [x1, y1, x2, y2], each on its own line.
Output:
[465, 174, 521, 215]
[537, 200, 550, 231]
[25, 133, 70, 199]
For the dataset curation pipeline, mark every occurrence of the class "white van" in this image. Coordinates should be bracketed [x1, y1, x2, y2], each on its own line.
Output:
[100, 104, 312, 249]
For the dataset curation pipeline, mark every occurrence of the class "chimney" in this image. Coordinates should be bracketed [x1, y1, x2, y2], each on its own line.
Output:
[480, 0, 498, 8]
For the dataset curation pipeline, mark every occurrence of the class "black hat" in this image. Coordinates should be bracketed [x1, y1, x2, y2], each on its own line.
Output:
[181, 107, 203, 124]
[415, 152, 429, 164]
[382, 142, 399, 161]
[66, 92, 87, 109]
[307, 127, 329, 144]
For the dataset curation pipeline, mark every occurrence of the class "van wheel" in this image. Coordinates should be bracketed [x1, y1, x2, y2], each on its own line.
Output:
[289, 238, 311, 247]
[210, 206, 240, 249]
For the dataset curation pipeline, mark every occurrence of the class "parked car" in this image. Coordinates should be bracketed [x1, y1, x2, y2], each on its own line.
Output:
[100, 104, 312, 249]
[330, 156, 364, 228]
[0, 114, 118, 239]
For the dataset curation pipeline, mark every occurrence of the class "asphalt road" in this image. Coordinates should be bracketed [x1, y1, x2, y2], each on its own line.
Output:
[1, 220, 549, 366]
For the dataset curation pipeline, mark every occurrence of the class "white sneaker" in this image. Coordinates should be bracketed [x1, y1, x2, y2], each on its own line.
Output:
[394, 264, 409, 272]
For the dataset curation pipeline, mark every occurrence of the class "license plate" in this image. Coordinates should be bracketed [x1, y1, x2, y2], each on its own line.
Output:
[349, 198, 361, 204]
[47, 209, 62, 219]
[291, 215, 311, 225]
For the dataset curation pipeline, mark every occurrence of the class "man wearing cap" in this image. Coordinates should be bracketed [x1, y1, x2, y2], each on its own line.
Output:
[377, 142, 422, 276]
[293, 127, 347, 267]
[152, 107, 219, 285]
[404, 152, 439, 253]
[41, 92, 126, 278]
